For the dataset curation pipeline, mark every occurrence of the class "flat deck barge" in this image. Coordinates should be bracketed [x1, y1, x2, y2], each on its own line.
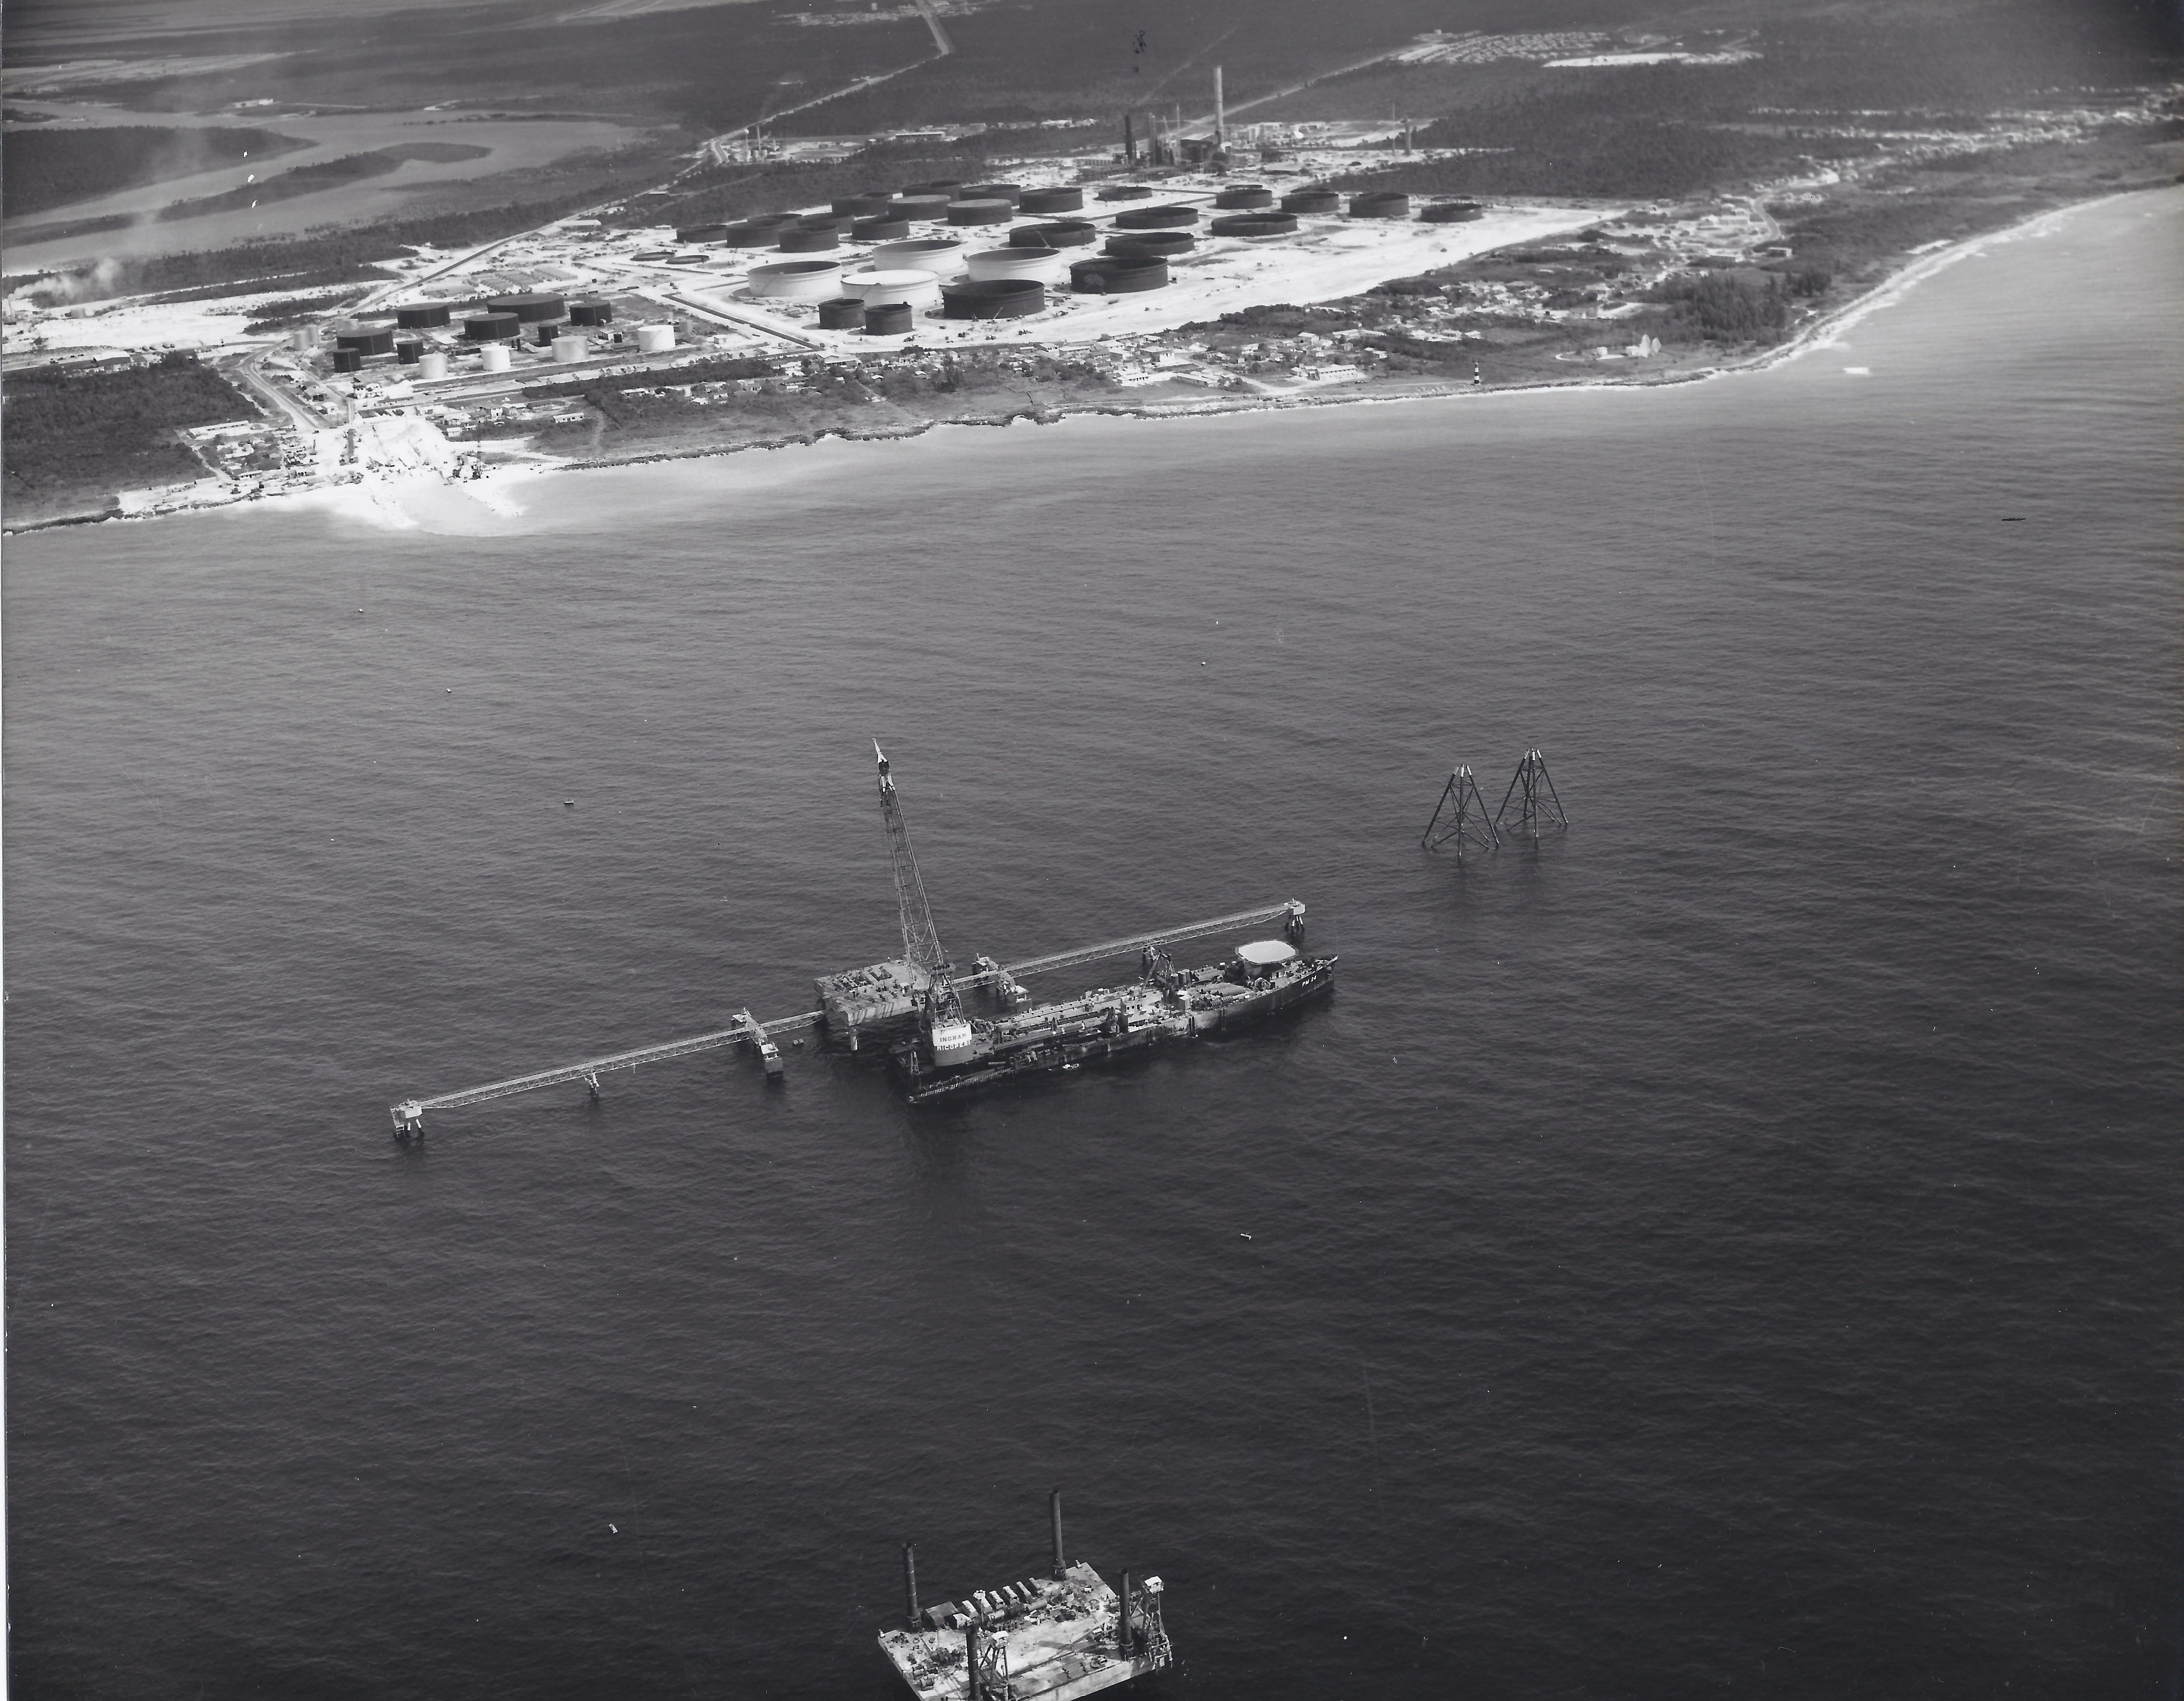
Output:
[895, 937, 1336, 1104]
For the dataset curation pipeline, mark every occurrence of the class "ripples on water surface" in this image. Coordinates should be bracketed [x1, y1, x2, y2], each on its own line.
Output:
[7, 193, 2180, 1699]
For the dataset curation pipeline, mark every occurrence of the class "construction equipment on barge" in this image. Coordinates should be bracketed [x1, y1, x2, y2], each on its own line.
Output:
[881, 1491, 1171, 1700]
[388, 748, 1330, 1137]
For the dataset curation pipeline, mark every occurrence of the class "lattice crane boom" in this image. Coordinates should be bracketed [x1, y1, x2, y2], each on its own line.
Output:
[874, 742, 968, 1031]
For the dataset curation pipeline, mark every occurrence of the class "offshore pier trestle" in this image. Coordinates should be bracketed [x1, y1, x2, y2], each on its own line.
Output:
[387, 893, 1304, 1136]
[387, 895, 1308, 1137]
[389, 1006, 820, 1136]
[391, 745, 1326, 1134]
[882, 1490, 1171, 1700]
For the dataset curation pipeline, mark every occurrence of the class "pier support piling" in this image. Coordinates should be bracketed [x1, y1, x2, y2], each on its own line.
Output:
[1422, 765, 1499, 857]
[1495, 749, 1568, 838]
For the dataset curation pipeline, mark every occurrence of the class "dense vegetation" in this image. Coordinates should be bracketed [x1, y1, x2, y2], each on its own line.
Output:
[1325, 1, 2178, 204]
[242, 291, 373, 334]
[2, 354, 253, 519]
[3, 124, 309, 218]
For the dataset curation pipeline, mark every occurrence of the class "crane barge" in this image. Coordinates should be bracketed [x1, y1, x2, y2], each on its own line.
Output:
[389, 747, 1332, 1137]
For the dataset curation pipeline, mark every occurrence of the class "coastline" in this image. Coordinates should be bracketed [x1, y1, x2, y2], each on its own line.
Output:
[3, 188, 2144, 538]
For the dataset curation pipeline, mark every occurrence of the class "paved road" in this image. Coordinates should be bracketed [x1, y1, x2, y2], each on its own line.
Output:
[230, 349, 325, 430]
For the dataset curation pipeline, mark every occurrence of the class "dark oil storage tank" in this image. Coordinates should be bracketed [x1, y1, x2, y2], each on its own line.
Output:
[946, 198, 1013, 226]
[464, 312, 523, 342]
[817, 296, 868, 330]
[889, 194, 953, 222]
[335, 323, 395, 356]
[1209, 211, 1299, 238]
[331, 348, 364, 372]
[1214, 184, 1274, 210]
[961, 181, 1023, 206]
[567, 300, 614, 326]
[851, 215, 912, 242]
[1012, 219, 1095, 247]
[778, 225, 840, 251]
[870, 236, 965, 274]
[530, 322, 560, 347]
[1281, 186, 1342, 215]
[722, 221, 779, 247]
[394, 302, 451, 330]
[676, 223, 729, 245]
[904, 178, 964, 197]
[1097, 183, 1155, 201]
[864, 301, 916, 335]
[394, 339, 423, 364]
[1347, 190, 1410, 219]
[1420, 199, 1485, 222]
[1069, 254, 1168, 293]
[1103, 229, 1192, 258]
[797, 213, 856, 233]
[941, 278, 1044, 319]
[1020, 185, 1084, 215]
[834, 193, 896, 217]
[1114, 203, 1199, 229]
[488, 292, 566, 322]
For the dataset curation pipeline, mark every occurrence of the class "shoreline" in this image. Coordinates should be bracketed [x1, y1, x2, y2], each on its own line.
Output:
[3, 189, 2142, 538]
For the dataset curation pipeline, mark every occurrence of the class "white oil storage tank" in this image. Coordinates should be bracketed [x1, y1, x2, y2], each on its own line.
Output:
[635, 323, 676, 353]
[286, 326, 318, 352]
[479, 342, 512, 373]
[843, 269, 942, 310]
[416, 351, 450, 381]
[869, 237, 964, 276]
[551, 334, 589, 363]
[966, 246, 1065, 283]
[746, 259, 844, 301]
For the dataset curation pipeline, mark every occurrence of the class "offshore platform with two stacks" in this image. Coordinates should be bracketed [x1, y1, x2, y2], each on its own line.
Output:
[390, 746, 1335, 1135]
[883, 1491, 1171, 1701]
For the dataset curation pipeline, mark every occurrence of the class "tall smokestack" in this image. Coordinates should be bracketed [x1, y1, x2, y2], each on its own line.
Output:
[903, 1542, 921, 1632]
[1214, 66, 1226, 147]
[1049, 1488, 1066, 1579]
[965, 1621, 984, 1701]
[1118, 1570, 1136, 1658]
[1124, 111, 1136, 163]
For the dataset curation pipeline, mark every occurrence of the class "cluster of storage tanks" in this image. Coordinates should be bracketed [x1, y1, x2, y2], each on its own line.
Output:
[669, 177, 1489, 333]
[306, 292, 675, 379]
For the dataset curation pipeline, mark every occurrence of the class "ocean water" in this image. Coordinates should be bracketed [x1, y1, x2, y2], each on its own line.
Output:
[6, 191, 2179, 1701]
